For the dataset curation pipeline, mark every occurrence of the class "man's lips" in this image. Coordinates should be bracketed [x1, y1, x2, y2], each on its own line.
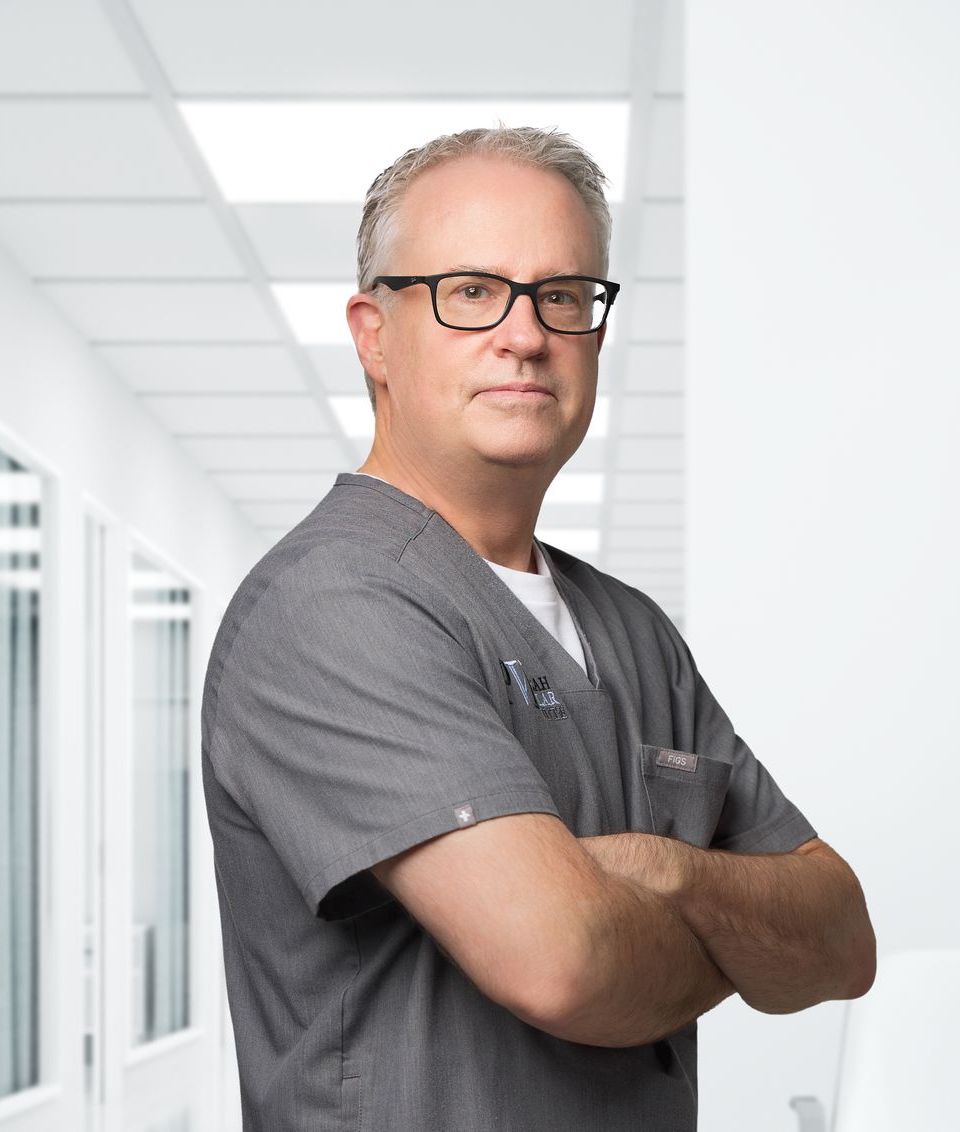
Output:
[477, 383, 554, 396]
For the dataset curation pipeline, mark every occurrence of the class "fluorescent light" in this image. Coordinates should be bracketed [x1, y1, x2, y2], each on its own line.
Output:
[129, 568, 187, 592]
[272, 282, 355, 343]
[586, 396, 609, 439]
[544, 473, 605, 505]
[0, 472, 42, 503]
[329, 395, 374, 439]
[180, 100, 630, 203]
[535, 528, 600, 554]
[0, 528, 40, 552]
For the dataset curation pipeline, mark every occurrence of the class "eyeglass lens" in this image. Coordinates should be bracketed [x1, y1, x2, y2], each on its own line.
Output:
[435, 275, 609, 332]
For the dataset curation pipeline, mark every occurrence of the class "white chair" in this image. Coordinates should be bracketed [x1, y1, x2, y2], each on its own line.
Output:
[790, 948, 960, 1131]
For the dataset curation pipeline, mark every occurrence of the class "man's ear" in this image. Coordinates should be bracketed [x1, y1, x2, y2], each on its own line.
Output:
[346, 292, 388, 382]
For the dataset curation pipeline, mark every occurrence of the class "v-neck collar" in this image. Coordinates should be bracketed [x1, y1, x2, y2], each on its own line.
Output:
[333, 472, 602, 691]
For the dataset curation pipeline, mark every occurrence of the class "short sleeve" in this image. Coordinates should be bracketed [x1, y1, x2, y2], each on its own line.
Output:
[689, 663, 818, 853]
[627, 586, 819, 855]
[205, 549, 561, 920]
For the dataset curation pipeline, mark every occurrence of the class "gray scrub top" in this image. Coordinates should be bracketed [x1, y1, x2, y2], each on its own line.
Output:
[201, 472, 818, 1132]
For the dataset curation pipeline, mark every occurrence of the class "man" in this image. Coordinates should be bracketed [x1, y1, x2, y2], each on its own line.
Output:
[201, 126, 875, 1131]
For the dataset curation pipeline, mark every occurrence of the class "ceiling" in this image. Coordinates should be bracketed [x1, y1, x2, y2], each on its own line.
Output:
[0, 0, 686, 621]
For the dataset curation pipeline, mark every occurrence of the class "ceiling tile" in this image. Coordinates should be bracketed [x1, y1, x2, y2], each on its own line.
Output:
[616, 436, 682, 470]
[38, 281, 277, 341]
[210, 471, 338, 500]
[619, 393, 683, 434]
[637, 201, 684, 278]
[237, 203, 361, 279]
[0, 202, 242, 277]
[0, 0, 143, 93]
[305, 345, 363, 393]
[238, 500, 321, 527]
[610, 501, 684, 526]
[607, 527, 683, 551]
[139, 393, 332, 435]
[646, 98, 684, 199]
[177, 435, 354, 471]
[630, 281, 684, 341]
[132, 0, 636, 96]
[560, 438, 607, 473]
[625, 345, 684, 392]
[606, 549, 684, 571]
[97, 344, 306, 393]
[536, 504, 602, 529]
[656, 0, 684, 95]
[0, 101, 199, 198]
[611, 472, 684, 500]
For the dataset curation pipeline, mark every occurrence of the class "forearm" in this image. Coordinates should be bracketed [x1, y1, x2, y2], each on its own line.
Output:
[543, 867, 735, 1048]
[579, 832, 876, 1014]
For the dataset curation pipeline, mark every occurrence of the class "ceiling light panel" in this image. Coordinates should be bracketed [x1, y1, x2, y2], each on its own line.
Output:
[586, 396, 610, 439]
[272, 282, 355, 344]
[543, 473, 605, 505]
[535, 528, 601, 554]
[328, 396, 374, 439]
[180, 100, 630, 203]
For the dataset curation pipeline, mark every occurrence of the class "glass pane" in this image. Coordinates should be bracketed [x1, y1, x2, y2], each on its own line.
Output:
[129, 550, 191, 1046]
[83, 514, 105, 1127]
[0, 449, 42, 1098]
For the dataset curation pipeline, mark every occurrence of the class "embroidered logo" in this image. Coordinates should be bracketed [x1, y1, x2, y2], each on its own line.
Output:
[500, 659, 530, 705]
[500, 660, 568, 721]
[453, 803, 476, 827]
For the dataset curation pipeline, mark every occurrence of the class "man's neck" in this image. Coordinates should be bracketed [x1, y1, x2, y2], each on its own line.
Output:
[355, 456, 543, 573]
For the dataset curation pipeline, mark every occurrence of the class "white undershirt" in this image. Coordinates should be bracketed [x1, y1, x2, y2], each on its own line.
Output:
[481, 544, 588, 676]
[353, 472, 588, 676]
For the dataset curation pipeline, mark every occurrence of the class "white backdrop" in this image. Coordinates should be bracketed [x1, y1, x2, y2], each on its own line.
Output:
[686, 2, 960, 1129]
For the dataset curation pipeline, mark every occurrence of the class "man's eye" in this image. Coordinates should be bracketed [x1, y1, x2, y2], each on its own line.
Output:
[543, 290, 578, 306]
[458, 284, 490, 300]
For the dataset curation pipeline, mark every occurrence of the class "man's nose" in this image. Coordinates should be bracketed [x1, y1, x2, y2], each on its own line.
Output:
[490, 293, 549, 356]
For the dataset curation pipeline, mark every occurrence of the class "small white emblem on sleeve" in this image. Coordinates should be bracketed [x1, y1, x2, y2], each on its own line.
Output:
[453, 803, 476, 827]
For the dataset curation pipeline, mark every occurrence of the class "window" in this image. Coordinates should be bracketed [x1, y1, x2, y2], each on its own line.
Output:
[0, 448, 42, 1097]
[129, 550, 191, 1046]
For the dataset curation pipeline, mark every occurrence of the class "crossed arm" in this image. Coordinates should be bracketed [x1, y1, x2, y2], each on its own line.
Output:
[576, 831, 877, 1017]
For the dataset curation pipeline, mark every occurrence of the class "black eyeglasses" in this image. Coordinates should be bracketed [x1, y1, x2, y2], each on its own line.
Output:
[372, 272, 620, 335]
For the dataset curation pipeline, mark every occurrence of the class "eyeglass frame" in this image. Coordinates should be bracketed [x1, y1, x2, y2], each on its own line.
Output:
[371, 271, 621, 335]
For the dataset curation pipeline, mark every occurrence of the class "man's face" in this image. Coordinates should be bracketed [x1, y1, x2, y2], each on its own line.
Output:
[354, 155, 607, 481]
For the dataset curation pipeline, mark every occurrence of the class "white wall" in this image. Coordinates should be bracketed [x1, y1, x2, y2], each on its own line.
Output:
[0, 243, 263, 1129]
[0, 245, 265, 601]
[686, 2, 960, 1129]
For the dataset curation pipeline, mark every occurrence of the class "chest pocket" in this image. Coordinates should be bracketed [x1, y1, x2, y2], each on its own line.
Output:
[639, 744, 732, 848]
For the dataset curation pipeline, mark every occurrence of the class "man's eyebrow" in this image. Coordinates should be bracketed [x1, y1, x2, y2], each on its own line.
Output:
[447, 264, 586, 278]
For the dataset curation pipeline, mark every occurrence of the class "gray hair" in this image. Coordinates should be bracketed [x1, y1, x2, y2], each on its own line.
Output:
[355, 125, 613, 412]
